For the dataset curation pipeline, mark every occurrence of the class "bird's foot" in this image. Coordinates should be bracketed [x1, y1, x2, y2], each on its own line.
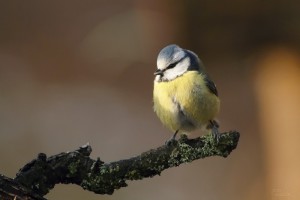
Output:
[165, 130, 179, 146]
[209, 120, 220, 143]
[211, 125, 220, 143]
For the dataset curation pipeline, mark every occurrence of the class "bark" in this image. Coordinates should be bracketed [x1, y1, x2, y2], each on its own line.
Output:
[0, 131, 240, 199]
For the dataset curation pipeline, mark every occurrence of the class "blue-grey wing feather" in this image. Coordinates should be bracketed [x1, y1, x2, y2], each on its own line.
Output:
[204, 76, 218, 97]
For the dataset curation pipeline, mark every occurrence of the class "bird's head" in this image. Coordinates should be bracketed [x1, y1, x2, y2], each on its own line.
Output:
[155, 44, 203, 82]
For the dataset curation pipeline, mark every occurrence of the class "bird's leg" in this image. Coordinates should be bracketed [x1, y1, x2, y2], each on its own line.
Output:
[208, 120, 220, 143]
[165, 130, 179, 146]
[172, 130, 179, 140]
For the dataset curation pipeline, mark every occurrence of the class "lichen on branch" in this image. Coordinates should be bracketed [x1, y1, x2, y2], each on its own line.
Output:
[9, 131, 239, 198]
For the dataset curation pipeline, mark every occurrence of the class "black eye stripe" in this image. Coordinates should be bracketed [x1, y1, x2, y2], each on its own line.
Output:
[166, 59, 182, 70]
[166, 55, 187, 70]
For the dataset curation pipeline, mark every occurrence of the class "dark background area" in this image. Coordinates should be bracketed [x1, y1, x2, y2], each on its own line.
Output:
[1, 1, 300, 199]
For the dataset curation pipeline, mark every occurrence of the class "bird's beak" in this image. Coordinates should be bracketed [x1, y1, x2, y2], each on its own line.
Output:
[154, 69, 163, 76]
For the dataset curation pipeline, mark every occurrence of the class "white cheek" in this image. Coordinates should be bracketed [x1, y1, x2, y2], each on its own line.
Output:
[163, 57, 190, 80]
[163, 70, 177, 80]
[175, 58, 190, 73]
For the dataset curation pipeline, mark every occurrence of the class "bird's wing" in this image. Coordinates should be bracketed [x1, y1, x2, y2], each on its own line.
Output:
[204, 76, 218, 97]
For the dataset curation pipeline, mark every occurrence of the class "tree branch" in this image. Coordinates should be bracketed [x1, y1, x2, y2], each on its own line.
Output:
[0, 131, 239, 199]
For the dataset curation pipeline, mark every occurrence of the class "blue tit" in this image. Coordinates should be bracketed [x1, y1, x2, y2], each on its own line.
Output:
[153, 44, 220, 141]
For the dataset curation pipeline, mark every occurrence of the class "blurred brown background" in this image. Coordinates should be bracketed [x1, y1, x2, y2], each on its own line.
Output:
[1, 1, 300, 200]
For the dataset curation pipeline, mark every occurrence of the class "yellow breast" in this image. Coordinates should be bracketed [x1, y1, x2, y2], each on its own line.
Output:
[153, 71, 220, 133]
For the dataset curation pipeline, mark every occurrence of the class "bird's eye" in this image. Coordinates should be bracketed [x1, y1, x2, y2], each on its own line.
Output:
[166, 61, 179, 70]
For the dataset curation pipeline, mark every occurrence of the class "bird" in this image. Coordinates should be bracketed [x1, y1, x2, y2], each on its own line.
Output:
[153, 44, 220, 142]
